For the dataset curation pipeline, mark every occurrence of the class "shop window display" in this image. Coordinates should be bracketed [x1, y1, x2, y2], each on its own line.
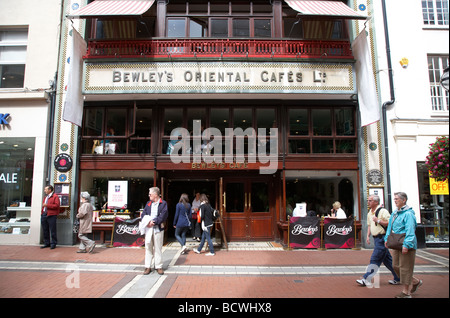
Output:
[417, 162, 449, 245]
[0, 137, 35, 235]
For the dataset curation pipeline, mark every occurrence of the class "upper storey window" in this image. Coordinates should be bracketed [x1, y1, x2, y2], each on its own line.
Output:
[166, 1, 273, 38]
[0, 28, 28, 88]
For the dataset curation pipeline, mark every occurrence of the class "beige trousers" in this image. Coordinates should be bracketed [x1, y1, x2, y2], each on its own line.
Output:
[144, 228, 164, 269]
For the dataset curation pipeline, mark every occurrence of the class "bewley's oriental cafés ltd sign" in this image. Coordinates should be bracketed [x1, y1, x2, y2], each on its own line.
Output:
[83, 62, 355, 95]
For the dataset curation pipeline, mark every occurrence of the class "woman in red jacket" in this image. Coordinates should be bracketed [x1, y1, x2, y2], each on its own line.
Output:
[41, 185, 60, 249]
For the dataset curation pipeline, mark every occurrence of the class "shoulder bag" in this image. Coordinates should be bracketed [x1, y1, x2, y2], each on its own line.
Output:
[386, 212, 405, 250]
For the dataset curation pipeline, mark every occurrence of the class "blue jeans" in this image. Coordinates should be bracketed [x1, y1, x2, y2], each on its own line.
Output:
[363, 236, 400, 281]
[175, 226, 189, 246]
[197, 227, 214, 254]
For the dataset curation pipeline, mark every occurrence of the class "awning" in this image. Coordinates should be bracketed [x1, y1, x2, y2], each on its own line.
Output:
[284, 0, 368, 20]
[67, 0, 155, 19]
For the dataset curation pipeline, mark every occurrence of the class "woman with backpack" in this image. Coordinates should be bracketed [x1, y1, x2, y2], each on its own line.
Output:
[173, 193, 191, 254]
[194, 193, 215, 256]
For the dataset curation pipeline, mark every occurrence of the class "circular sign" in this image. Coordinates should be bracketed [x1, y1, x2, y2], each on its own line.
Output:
[54, 153, 73, 173]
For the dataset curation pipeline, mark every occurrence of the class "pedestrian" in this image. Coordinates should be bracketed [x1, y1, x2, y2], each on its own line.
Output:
[384, 192, 422, 298]
[328, 201, 346, 219]
[356, 195, 400, 286]
[191, 192, 201, 241]
[174, 193, 191, 254]
[141, 187, 168, 275]
[76, 192, 96, 253]
[40, 185, 60, 249]
[194, 194, 215, 256]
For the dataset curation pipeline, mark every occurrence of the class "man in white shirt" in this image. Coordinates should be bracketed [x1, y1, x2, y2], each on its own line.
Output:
[356, 195, 400, 286]
[141, 187, 168, 275]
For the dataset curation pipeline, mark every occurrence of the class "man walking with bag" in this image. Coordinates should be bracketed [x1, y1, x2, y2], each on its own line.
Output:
[356, 195, 400, 286]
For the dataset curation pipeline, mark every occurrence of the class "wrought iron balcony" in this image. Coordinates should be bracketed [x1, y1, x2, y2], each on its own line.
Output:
[84, 38, 353, 60]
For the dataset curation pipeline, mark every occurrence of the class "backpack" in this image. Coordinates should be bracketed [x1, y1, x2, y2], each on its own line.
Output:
[374, 207, 387, 230]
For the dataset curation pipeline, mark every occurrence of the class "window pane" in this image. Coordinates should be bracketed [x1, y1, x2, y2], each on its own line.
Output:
[284, 18, 303, 38]
[256, 109, 275, 130]
[167, 19, 186, 37]
[288, 140, 310, 154]
[335, 109, 355, 136]
[254, 19, 272, 38]
[233, 19, 249, 37]
[0, 65, 25, 88]
[233, 108, 252, 130]
[190, 18, 207, 38]
[187, 108, 206, 132]
[164, 108, 183, 136]
[106, 109, 127, 136]
[0, 47, 27, 62]
[211, 19, 228, 37]
[312, 139, 333, 153]
[289, 109, 308, 135]
[312, 109, 331, 136]
[336, 140, 356, 153]
[226, 182, 244, 212]
[83, 108, 104, 137]
[135, 108, 152, 137]
[251, 182, 269, 212]
[210, 108, 229, 134]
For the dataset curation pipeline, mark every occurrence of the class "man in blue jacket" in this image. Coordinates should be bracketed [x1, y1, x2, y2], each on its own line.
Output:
[141, 187, 168, 275]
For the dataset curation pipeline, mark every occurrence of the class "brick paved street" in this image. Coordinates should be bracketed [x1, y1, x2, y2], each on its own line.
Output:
[0, 242, 448, 311]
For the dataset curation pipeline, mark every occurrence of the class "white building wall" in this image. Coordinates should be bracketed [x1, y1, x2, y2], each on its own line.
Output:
[373, 0, 449, 217]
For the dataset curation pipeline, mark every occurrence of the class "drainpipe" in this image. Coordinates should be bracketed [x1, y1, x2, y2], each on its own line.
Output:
[381, 0, 395, 212]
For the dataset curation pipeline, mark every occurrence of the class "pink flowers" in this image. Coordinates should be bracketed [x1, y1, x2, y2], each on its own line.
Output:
[425, 136, 449, 182]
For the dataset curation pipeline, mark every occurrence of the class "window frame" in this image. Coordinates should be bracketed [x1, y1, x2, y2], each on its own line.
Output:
[0, 28, 28, 89]
[287, 106, 357, 155]
[428, 55, 449, 113]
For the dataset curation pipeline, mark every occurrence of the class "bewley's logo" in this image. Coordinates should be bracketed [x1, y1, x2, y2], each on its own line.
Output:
[291, 224, 319, 236]
[326, 224, 353, 236]
[168, 120, 278, 174]
[116, 224, 139, 235]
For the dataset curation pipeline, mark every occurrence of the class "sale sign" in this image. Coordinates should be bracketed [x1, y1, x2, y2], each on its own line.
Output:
[429, 174, 449, 195]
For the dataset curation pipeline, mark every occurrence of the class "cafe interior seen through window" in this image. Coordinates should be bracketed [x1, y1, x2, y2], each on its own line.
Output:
[81, 103, 152, 155]
[81, 103, 356, 156]
[288, 107, 356, 154]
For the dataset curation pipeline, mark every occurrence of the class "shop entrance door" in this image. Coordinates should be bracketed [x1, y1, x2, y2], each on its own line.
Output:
[222, 177, 273, 241]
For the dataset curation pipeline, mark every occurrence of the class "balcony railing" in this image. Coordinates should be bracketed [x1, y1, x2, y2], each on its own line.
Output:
[84, 39, 353, 60]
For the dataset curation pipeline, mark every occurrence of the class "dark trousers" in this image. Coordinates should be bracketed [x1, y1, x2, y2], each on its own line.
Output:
[41, 214, 57, 246]
[363, 236, 400, 281]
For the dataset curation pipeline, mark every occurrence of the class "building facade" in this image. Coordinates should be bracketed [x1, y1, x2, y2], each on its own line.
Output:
[44, 0, 391, 246]
[0, 0, 62, 244]
[375, 0, 449, 246]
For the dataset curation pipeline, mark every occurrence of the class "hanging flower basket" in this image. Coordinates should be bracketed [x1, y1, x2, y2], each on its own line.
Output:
[425, 136, 449, 182]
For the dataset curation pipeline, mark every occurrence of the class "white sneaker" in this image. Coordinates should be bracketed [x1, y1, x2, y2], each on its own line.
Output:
[205, 252, 215, 256]
[194, 249, 201, 254]
[356, 278, 371, 287]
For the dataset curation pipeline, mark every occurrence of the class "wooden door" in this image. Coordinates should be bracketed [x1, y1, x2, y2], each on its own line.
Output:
[222, 177, 273, 241]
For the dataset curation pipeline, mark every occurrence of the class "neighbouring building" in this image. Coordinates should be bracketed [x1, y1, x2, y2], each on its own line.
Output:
[0, 0, 63, 244]
[375, 0, 449, 246]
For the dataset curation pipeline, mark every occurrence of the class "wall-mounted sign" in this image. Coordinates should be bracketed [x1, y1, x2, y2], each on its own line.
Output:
[54, 153, 73, 172]
[108, 180, 128, 209]
[367, 169, 383, 185]
[83, 62, 355, 95]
